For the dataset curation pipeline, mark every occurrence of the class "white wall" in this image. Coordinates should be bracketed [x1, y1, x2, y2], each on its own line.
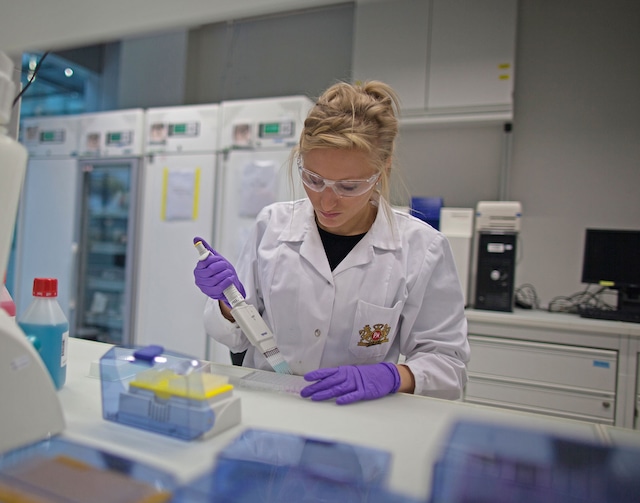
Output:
[509, 0, 640, 305]
[8, 0, 639, 308]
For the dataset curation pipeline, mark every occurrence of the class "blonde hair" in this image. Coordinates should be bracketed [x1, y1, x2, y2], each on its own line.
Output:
[292, 80, 401, 226]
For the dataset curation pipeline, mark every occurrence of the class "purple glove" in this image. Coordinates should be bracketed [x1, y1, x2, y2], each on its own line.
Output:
[300, 362, 401, 405]
[193, 236, 245, 303]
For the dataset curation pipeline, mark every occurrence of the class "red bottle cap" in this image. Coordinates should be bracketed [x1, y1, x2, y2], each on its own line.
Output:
[33, 278, 58, 297]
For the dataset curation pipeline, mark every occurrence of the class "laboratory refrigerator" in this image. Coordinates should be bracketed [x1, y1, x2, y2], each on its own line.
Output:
[72, 109, 145, 346]
[214, 95, 313, 263]
[208, 96, 312, 362]
[134, 104, 223, 361]
[13, 115, 81, 321]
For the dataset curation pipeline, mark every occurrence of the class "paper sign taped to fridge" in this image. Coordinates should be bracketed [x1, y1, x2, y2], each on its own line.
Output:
[239, 160, 278, 217]
[162, 167, 201, 221]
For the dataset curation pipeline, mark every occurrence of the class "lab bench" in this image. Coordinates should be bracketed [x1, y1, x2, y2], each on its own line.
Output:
[54, 337, 634, 501]
[464, 308, 640, 429]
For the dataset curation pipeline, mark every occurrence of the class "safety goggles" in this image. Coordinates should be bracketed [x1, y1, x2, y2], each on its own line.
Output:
[297, 157, 380, 197]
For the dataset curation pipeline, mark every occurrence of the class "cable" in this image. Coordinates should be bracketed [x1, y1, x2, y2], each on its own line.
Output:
[547, 285, 615, 314]
[515, 283, 540, 310]
[12, 51, 50, 108]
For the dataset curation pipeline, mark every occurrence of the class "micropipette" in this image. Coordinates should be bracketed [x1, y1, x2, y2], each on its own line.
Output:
[194, 241, 293, 375]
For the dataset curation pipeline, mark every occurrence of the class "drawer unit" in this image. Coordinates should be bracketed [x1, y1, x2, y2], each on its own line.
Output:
[465, 378, 615, 425]
[464, 335, 618, 425]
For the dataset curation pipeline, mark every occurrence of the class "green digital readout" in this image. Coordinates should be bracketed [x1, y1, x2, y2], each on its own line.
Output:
[106, 131, 132, 145]
[168, 122, 199, 137]
[172, 123, 187, 134]
[39, 130, 64, 143]
[263, 123, 280, 134]
[258, 121, 294, 139]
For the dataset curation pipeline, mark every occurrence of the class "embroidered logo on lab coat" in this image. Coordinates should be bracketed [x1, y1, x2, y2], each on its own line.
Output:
[358, 323, 390, 347]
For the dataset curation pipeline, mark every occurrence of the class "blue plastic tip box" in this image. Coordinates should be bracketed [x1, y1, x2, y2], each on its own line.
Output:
[173, 429, 424, 503]
[429, 420, 640, 503]
[0, 436, 177, 502]
[100, 345, 241, 441]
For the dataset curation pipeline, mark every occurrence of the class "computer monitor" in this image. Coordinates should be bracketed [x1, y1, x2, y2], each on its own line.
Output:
[581, 228, 640, 314]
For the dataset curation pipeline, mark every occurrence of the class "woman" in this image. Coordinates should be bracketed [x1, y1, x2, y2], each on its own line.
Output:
[194, 80, 470, 405]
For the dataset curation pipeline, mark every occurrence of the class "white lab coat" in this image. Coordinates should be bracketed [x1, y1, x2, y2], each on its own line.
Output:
[204, 198, 470, 399]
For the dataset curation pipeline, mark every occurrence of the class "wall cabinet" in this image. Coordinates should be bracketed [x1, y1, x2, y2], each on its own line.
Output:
[464, 309, 640, 428]
[352, 0, 517, 124]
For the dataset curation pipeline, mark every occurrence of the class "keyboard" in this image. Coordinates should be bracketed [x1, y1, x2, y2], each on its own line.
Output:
[578, 305, 640, 324]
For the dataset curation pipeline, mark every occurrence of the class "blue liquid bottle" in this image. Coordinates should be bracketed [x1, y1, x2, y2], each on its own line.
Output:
[18, 278, 68, 389]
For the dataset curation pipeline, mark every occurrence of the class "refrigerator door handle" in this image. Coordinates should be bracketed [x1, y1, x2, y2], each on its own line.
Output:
[68, 241, 78, 311]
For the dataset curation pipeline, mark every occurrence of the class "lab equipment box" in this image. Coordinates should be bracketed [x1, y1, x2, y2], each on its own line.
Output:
[173, 429, 421, 503]
[430, 419, 640, 503]
[0, 436, 177, 502]
[100, 345, 241, 440]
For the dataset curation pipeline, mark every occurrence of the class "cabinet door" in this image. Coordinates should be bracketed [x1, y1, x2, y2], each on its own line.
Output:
[426, 0, 517, 112]
[352, 0, 430, 111]
[74, 159, 139, 345]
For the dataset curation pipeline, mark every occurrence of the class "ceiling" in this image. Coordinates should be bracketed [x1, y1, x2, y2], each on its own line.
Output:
[0, 0, 353, 54]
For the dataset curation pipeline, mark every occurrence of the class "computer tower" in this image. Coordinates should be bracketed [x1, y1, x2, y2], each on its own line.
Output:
[474, 232, 517, 312]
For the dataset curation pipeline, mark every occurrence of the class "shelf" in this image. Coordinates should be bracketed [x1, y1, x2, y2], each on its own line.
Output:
[90, 242, 127, 254]
[90, 210, 130, 219]
[83, 313, 123, 330]
[86, 277, 124, 292]
[399, 110, 513, 129]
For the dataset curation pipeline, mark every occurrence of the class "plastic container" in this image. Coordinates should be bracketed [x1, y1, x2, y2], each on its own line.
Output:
[0, 436, 177, 502]
[0, 51, 28, 284]
[100, 345, 241, 440]
[18, 278, 69, 389]
[173, 429, 401, 503]
[410, 196, 444, 229]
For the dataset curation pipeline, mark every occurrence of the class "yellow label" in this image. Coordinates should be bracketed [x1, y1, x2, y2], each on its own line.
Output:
[599, 280, 615, 287]
[498, 63, 511, 69]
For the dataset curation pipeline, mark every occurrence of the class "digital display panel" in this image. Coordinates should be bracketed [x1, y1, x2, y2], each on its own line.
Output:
[168, 122, 199, 137]
[39, 130, 65, 143]
[258, 121, 294, 139]
[106, 131, 132, 146]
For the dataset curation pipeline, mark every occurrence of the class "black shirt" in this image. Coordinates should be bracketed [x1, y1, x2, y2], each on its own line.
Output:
[317, 225, 367, 271]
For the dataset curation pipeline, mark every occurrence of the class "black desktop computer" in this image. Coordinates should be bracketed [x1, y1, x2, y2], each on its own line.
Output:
[474, 232, 517, 312]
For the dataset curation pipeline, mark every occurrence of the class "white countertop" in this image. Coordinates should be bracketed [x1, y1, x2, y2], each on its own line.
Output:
[54, 337, 619, 500]
[466, 307, 640, 337]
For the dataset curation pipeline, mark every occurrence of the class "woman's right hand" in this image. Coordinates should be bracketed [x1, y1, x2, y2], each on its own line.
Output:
[193, 237, 246, 302]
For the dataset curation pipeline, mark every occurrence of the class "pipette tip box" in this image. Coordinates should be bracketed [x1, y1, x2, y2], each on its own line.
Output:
[173, 429, 422, 503]
[100, 345, 241, 441]
[0, 436, 177, 502]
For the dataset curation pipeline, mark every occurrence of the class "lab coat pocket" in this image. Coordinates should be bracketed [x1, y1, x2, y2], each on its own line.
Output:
[349, 299, 402, 361]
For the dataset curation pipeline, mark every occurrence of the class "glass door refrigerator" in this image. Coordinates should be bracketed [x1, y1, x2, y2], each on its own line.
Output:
[73, 109, 145, 345]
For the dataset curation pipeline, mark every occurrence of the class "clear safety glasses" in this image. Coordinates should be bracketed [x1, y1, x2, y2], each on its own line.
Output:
[297, 157, 380, 197]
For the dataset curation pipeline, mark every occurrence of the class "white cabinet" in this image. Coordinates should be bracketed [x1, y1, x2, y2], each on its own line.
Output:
[427, 0, 517, 113]
[465, 335, 617, 424]
[465, 309, 640, 428]
[353, 0, 430, 111]
[352, 0, 517, 122]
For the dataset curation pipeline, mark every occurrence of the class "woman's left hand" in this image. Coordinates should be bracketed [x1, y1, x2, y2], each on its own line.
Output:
[300, 362, 401, 405]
